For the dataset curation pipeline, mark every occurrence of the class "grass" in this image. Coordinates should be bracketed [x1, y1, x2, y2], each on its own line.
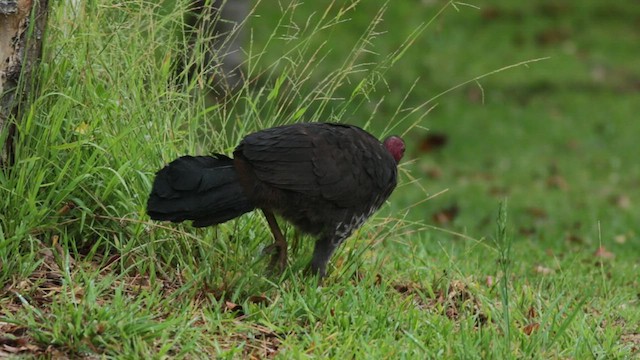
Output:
[1, 0, 639, 358]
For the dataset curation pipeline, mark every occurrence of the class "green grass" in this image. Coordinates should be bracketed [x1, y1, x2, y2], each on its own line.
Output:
[1, 0, 639, 358]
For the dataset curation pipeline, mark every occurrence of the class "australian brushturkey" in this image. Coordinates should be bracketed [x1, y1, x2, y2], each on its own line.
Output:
[147, 122, 405, 277]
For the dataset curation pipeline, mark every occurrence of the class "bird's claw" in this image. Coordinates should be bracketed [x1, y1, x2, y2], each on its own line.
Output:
[263, 242, 287, 273]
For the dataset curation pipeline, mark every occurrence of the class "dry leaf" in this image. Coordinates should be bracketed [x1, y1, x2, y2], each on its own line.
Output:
[611, 195, 631, 210]
[564, 139, 581, 151]
[488, 186, 509, 197]
[466, 85, 483, 104]
[535, 27, 571, 46]
[74, 122, 90, 134]
[534, 265, 554, 275]
[621, 333, 640, 345]
[614, 234, 627, 244]
[486, 276, 493, 287]
[527, 306, 537, 319]
[594, 246, 615, 260]
[247, 295, 270, 306]
[525, 207, 548, 219]
[566, 233, 584, 244]
[546, 175, 569, 190]
[537, 3, 571, 17]
[432, 204, 459, 225]
[224, 301, 242, 312]
[0, 323, 40, 355]
[422, 165, 443, 179]
[375, 273, 383, 286]
[417, 132, 448, 154]
[56, 201, 77, 215]
[393, 283, 412, 294]
[519, 227, 536, 236]
[523, 322, 540, 335]
[481, 6, 503, 20]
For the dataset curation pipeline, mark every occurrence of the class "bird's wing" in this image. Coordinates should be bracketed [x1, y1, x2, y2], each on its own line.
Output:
[236, 123, 320, 195]
[235, 123, 396, 208]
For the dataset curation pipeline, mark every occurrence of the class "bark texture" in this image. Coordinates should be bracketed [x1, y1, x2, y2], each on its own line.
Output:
[0, 0, 48, 167]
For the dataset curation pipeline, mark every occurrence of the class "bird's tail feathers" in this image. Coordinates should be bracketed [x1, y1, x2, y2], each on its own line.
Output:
[147, 155, 254, 227]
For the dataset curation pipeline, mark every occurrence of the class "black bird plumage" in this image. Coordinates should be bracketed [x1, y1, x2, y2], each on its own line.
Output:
[147, 122, 405, 277]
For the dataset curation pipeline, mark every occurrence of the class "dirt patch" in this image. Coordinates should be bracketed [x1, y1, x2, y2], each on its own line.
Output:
[0, 239, 284, 358]
[620, 333, 640, 354]
[221, 323, 285, 359]
[392, 279, 488, 326]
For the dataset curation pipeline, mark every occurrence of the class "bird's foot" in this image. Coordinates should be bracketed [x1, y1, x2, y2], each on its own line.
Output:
[263, 241, 287, 274]
[304, 262, 327, 279]
[261, 210, 288, 274]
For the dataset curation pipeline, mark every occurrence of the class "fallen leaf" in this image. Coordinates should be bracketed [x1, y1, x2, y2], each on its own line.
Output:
[0, 323, 26, 338]
[519, 227, 536, 236]
[0, 324, 40, 355]
[224, 301, 244, 316]
[564, 139, 581, 151]
[393, 283, 412, 294]
[247, 295, 270, 306]
[534, 265, 554, 275]
[525, 207, 548, 220]
[96, 322, 106, 335]
[611, 195, 631, 210]
[445, 306, 458, 319]
[417, 132, 448, 154]
[546, 175, 569, 190]
[393, 279, 487, 327]
[422, 165, 443, 179]
[523, 322, 540, 335]
[536, 3, 571, 17]
[488, 186, 509, 197]
[466, 85, 483, 104]
[375, 273, 383, 286]
[566, 233, 583, 244]
[74, 122, 90, 135]
[432, 204, 459, 225]
[56, 200, 77, 215]
[621, 333, 640, 345]
[594, 246, 615, 260]
[1, 345, 24, 354]
[130, 275, 151, 289]
[535, 27, 571, 46]
[480, 6, 503, 20]
[614, 234, 627, 244]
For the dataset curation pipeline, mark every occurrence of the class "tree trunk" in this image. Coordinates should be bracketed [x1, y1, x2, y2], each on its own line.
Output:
[185, 0, 249, 96]
[0, 0, 49, 167]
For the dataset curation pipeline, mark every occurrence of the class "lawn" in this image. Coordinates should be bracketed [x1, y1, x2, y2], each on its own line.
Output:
[1, 0, 639, 358]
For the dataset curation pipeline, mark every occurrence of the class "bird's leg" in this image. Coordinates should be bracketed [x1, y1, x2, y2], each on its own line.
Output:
[291, 230, 301, 253]
[261, 210, 288, 272]
[306, 235, 344, 278]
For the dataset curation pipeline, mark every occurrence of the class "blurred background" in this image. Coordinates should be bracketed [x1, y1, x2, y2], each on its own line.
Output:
[240, 1, 640, 258]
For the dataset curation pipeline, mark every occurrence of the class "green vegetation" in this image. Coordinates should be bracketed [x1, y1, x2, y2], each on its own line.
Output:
[1, 0, 638, 358]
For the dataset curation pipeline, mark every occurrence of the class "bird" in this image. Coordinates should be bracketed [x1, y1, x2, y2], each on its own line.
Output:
[147, 122, 405, 277]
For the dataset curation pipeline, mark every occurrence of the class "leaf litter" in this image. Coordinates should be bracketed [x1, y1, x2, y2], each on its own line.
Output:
[0, 239, 283, 358]
[392, 278, 488, 327]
